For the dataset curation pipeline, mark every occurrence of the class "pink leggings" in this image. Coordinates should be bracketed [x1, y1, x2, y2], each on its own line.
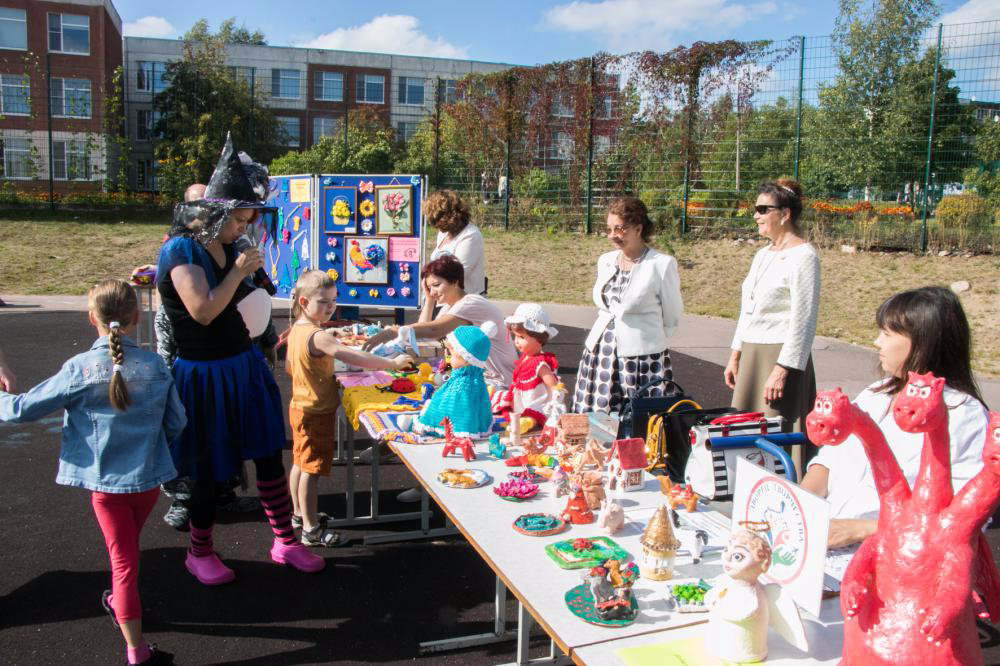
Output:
[91, 488, 159, 623]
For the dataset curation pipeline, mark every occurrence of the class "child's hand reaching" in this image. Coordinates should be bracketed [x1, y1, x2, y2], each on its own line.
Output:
[392, 355, 416, 372]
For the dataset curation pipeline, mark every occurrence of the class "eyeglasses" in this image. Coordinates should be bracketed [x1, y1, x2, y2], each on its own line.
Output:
[754, 205, 783, 215]
[606, 224, 632, 236]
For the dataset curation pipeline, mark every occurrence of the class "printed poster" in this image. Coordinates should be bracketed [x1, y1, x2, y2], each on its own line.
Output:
[732, 457, 829, 616]
[388, 236, 420, 262]
[289, 177, 311, 203]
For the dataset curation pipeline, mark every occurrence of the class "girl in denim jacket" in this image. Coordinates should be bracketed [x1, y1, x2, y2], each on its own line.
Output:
[0, 280, 186, 666]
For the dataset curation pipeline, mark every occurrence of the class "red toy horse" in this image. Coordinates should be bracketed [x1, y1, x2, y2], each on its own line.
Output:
[440, 417, 476, 462]
[806, 373, 1000, 666]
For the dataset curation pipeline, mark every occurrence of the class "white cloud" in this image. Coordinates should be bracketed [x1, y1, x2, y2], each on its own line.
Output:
[939, 0, 1000, 25]
[294, 15, 467, 58]
[542, 0, 777, 52]
[123, 16, 176, 39]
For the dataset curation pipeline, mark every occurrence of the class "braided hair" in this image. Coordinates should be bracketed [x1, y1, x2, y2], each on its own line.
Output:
[87, 280, 138, 411]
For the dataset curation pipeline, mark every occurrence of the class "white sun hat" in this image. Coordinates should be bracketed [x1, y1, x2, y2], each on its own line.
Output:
[504, 303, 558, 339]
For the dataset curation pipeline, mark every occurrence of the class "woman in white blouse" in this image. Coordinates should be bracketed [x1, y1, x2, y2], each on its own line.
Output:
[425, 189, 486, 296]
[725, 179, 820, 434]
[573, 196, 683, 413]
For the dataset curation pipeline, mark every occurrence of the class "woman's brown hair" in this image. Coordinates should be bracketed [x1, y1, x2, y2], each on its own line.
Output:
[422, 189, 470, 235]
[421, 254, 465, 290]
[507, 322, 549, 347]
[758, 178, 804, 233]
[608, 196, 654, 241]
[87, 280, 138, 411]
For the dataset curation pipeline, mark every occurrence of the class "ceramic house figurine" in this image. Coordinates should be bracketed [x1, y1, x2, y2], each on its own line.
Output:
[704, 528, 807, 663]
[557, 414, 590, 454]
[561, 488, 595, 524]
[638, 505, 681, 581]
[606, 438, 647, 496]
[597, 498, 625, 535]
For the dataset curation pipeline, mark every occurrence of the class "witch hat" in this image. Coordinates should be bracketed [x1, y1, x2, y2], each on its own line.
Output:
[203, 132, 265, 206]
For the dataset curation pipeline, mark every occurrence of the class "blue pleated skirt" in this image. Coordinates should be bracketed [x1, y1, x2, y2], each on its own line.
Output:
[170, 346, 285, 482]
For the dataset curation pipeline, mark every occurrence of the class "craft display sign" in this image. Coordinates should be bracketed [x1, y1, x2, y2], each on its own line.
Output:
[267, 173, 426, 309]
[731, 458, 829, 616]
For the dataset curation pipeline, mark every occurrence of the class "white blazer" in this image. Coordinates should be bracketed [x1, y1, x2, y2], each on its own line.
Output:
[584, 248, 683, 357]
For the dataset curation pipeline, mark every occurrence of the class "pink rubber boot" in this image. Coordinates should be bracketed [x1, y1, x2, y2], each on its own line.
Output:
[185, 551, 236, 585]
[270, 538, 325, 573]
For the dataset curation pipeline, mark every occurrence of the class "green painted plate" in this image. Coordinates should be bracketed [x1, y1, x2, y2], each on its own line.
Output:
[564, 583, 638, 627]
[544, 536, 631, 570]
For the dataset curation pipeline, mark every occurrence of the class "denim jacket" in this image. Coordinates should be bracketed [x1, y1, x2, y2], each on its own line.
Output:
[0, 335, 185, 493]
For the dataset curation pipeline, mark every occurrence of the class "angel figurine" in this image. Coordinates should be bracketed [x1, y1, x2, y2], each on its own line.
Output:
[703, 528, 808, 663]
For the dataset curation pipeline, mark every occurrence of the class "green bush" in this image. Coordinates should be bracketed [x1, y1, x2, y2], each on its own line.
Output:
[934, 193, 990, 228]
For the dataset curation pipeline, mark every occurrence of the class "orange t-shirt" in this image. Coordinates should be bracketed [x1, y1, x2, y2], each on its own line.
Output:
[285, 323, 340, 414]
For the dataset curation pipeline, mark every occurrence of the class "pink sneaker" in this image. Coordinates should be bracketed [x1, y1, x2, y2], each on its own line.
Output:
[185, 551, 236, 585]
[270, 538, 325, 573]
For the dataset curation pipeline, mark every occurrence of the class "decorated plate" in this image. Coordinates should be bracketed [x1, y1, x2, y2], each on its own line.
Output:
[513, 513, 567, 537]
[544, 536, 631, 570]
[437, 468, 491, 489]
[564, 583, 638, 627]
[494, 479, 540, 501]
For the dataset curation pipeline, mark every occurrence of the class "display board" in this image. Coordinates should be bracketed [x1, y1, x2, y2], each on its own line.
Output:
[262, 173, 426, 309]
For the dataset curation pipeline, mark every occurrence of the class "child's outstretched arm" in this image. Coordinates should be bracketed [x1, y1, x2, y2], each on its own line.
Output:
[311, 330, 413, 372]
[0, 362, 75, 423]
[0, 345, 16, 392]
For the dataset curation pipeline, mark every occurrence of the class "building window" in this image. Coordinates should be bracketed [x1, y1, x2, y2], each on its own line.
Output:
[551, 131, 572, 159]
[136, 109, 162, 142]
[48, 13, 90, 55]
[596, 94, 612, 119]
[230, 66, 256, 87]
[356, 75, 384, 104]
[50, 78, 92, 118]
[1, 137, 33, 179]
[440, 79, 459, 103]
[277, 116, 300, 148]
[52, 140, 91, 180]
[552, 94, 573, 118]
[0, 74, 29, 115]
[314, 71, 343, 101]
[396, 121, 418, 143]
[312, 116, 338, 143]
[0, 8, 27, 50]
[136, 159, 156, 191]
[398, 77, 425, 105]
[594, 134, 611, 155]
[271, 69, 300, 100]
[136, 62, 168, 93]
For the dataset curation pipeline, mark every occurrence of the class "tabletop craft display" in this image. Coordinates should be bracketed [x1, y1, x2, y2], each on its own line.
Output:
[493, 478, 540, 501]
[545, 536, 631, 570]
[512, 513, 567, 537]
[437, 468, 491, 489]
[565, 560, 641, 627]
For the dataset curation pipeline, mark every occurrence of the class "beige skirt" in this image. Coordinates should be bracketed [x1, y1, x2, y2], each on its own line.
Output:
[731, 342, 817, 468]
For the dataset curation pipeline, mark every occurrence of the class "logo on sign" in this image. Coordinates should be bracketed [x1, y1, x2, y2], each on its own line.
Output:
[745, 476, 808, 585]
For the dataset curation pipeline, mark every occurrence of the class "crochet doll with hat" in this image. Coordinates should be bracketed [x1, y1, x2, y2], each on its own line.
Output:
[497, 303, 563, 434]
[414, 322, 496, 438]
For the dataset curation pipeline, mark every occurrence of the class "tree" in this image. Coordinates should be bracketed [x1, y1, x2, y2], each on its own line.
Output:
[152, 35, 283, 200]
[816, 0, 939, 199]
[183, 18, 266, 45]
[965, 117, 1000, 213]
[269, 107, 397, 175]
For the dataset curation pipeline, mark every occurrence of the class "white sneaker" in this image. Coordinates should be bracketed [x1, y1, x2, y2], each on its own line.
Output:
[397, 487, 422, 503]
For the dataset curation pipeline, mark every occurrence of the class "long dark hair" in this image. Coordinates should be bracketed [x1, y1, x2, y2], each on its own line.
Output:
[875, 286, 984, 406]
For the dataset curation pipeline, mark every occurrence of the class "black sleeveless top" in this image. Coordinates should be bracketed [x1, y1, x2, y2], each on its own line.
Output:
[158, 240, 252, 361]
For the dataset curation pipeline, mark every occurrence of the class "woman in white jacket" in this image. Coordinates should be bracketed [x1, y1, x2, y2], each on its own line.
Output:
[573, 196, 683, 413]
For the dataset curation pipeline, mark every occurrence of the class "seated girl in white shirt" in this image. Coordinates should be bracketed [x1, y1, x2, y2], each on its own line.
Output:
[800, 286, 989, 548]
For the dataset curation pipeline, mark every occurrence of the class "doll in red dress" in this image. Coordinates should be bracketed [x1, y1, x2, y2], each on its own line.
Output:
[498, 303, 565, 434]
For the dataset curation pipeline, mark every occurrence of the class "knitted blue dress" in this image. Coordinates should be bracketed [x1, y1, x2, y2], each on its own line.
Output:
[415, 365, 493, 438]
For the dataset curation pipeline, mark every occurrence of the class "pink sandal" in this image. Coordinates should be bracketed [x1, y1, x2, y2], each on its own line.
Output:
[270, 538, 325, 573]
[185, 551, 236, 585]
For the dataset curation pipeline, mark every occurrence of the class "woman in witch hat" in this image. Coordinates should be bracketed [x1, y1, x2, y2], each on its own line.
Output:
[156, 134, 324, 584]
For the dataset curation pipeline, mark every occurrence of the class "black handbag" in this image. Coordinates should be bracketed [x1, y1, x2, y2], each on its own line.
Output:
[649, 405, 739, 481]
[616, 377, 689, 440]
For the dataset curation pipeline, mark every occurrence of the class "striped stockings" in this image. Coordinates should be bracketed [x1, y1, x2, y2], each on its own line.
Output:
[257, 475, 296, 545]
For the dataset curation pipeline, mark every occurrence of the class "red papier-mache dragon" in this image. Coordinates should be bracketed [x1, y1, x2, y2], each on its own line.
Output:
[440, 417, 476, 462]
[806, 371, 1000, 665]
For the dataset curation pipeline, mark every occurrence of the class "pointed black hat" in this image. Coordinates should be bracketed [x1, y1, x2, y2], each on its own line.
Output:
[203, 132, 266, 207]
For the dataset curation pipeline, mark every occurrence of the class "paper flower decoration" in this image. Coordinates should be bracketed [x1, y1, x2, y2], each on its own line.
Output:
[326, 237, 338, 247]
[382, 191, 407, 221]
[401, 287, 411, 297]
[361, 219, 373, 232]
[332, 199, 351, 224]
[369, 288, 380, 298]
[386, 288, 396, 297]
[359, 199, 375, 217]
[358, 180, 374, 193]
[399, 270, 411, 283]
[349, 288, 358, 297]
[326, 269, 339, 281]
[410, 176, 421, 186]
[325, 252, 337, 262]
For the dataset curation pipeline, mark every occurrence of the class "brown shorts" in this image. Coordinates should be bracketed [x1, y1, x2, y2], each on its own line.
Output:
[289, 407, 336, 476]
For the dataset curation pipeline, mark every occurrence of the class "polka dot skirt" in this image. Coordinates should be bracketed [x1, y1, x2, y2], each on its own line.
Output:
[573, 267, 673, 414]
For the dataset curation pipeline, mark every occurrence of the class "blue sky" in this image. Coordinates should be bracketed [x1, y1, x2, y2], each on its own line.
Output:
[114, 0, 999, 66]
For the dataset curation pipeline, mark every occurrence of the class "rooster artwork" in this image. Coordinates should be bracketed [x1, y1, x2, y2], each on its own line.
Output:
[345, 238, 388, 283]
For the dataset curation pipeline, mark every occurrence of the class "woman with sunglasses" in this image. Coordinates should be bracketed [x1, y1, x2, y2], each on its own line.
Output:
[725, 179, 820, 441]
[573, 196, 683, 414]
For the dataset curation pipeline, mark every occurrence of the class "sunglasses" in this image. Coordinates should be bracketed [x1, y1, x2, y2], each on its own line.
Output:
[606, 224, 632, 236]
[754, 204, 784, 215]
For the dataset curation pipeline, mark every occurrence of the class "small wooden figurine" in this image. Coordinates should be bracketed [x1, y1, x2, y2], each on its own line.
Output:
[586, 558, 639, 622]
[597, 498, 625, 535]
[440, 417, 476, 462]
[659, 476, 700, 512]
[638, 505, 681, 581]
[551, 465, 571, 497]
[704, 528, 807, 663]
[488, 433, 506, 460]
[579, 438, 610, 471]
[606, 438, 647, 496]
[561, 488, 595, 524]
[574, 470, 606, 510]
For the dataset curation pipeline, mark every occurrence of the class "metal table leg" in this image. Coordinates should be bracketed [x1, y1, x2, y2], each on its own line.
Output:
[419, 575, 517, 654]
